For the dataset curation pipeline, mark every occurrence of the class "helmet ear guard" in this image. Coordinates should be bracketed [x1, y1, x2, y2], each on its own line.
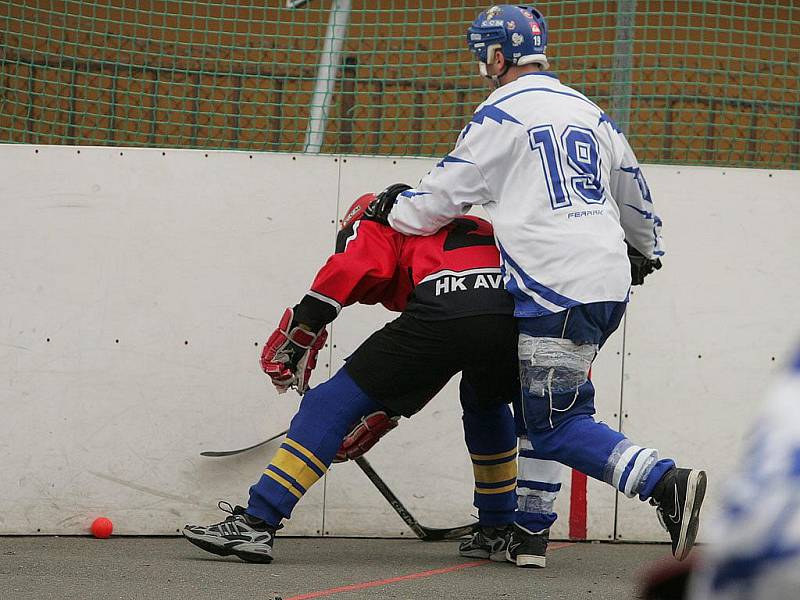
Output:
[476, 42, 503, 76]
[477, 43, 512, 86]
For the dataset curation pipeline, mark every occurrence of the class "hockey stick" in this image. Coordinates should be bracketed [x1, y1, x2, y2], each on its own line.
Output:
[200, 429, 288, 457]
[201, 431, 477, 540]
[353, 456, 478, 541]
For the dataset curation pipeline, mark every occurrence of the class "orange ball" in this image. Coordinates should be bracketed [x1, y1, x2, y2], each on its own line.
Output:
[91, 517, 113, 539]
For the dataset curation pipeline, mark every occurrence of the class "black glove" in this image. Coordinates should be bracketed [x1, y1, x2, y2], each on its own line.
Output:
[627, 242, 662, 286]
[363, 183, 411, 225]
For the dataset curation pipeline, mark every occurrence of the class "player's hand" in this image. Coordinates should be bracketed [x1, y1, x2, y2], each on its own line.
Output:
[363, 183, 411, 225]
[627, 242, 662, 286]
[260, 308, 328, 394]
[332, 411, 400, 462]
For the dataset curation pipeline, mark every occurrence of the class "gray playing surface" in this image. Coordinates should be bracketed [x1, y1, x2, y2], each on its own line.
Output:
[0, 536, 673, 599]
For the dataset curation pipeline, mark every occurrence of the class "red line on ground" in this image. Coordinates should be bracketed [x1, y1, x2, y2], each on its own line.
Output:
[282, 543, 574, 600]
[569, 469, 588, 540]
[548, 542, 573, 550]
[281, 561, 486, 600]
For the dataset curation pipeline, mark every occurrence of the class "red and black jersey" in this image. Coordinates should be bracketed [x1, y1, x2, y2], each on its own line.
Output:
[292, 216, 513, 328]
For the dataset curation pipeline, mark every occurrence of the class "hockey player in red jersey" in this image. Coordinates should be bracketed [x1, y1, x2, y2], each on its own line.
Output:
[183, 190, 560, 566]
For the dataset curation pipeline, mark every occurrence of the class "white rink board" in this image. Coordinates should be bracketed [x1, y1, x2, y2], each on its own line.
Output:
[614, 166, 800, 542]
[1, 146, 798, 541]
[0, 145, 339, 535]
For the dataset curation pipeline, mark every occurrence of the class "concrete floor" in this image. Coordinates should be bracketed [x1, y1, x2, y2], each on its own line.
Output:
[0, 537, 671, 600]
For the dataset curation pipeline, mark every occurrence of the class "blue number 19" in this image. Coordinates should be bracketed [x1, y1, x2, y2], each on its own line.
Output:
[528, 124, 605, 209]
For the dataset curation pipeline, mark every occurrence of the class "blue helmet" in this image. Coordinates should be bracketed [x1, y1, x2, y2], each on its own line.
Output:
[466, 5, 549, 70]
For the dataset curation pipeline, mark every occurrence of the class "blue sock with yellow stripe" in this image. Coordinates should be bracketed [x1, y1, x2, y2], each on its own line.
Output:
[247, 368, 383, 527]
[461, 380, 517, 527]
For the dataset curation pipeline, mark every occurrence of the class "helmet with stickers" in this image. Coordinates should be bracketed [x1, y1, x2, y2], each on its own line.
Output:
[466, 4, 549, 76]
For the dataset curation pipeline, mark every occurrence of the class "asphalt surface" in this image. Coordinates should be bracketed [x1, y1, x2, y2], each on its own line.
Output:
[0, 536, 671, 599]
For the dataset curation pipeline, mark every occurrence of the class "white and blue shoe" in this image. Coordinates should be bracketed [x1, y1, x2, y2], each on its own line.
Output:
[183, 501, 277, 564]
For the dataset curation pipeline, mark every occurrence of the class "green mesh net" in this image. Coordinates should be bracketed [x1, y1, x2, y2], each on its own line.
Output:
[1, 1, 798, 168]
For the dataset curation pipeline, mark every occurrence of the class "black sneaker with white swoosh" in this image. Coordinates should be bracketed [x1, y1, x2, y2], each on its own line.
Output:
[650, 467, 707, 561]
[183, 501, 278, 563]
[505, 524, 549, 568]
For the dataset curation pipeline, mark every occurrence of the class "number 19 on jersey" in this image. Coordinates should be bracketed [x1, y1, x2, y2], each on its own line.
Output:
[529, 123, 606, 210]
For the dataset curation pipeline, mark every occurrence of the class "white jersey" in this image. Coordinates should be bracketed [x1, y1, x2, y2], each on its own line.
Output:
[688, 349, 800, 600]
[389, 72, 663, 317]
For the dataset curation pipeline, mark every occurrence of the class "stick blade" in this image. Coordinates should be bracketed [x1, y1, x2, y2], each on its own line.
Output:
[200, 429, 288, 457]
[418, 523, 478, 541]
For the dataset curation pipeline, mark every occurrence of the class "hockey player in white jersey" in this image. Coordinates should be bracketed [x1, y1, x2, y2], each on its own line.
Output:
[367, 4, 707, 562]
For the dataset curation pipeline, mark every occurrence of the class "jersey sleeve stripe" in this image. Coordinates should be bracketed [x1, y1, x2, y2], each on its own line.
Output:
[435, 154, 474, 167]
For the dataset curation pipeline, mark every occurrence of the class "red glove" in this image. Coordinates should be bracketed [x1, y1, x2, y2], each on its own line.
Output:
[333, 411, 400, 462]
[260, 308, 328, 394]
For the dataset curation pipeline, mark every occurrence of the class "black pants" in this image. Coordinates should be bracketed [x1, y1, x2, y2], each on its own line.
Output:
[344, 313, 519, 417]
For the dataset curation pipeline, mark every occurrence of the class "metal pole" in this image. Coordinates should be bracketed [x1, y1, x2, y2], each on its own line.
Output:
[303, 0, 352, 153]
[611, 0, 636, 134]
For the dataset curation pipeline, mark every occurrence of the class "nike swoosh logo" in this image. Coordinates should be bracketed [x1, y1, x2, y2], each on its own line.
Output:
[668, 483, 681, 523]
[508, 541, 522, 553]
